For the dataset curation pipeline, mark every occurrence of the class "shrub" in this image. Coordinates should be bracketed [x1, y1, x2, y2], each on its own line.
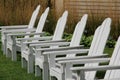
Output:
[106, 37, 116, 48]
[63, 33, 72, 41]
[81, 35, 93, 47]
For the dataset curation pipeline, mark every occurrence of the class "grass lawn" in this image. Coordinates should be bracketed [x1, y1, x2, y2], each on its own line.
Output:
[0, 50, 41, 80]
[0, 42, 114, 80]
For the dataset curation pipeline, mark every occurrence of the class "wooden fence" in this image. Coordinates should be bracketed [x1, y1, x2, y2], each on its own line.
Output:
[0, 0, 120, 38]
[54, 0, 120, 22]
[53, 0, 120, 38]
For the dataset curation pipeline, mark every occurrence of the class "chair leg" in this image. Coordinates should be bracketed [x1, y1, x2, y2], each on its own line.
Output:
[28, 56, 34, 73]
[21, 58, 27, 68]
[4, 39, 7, 55]
[35, 65, 41, 77]
[1, 43, 4, 53]
[11, 45, 17, 61]
[43, 61, 50, 80]
[6, 48, 11, 58]
[65, 64, 72, 80]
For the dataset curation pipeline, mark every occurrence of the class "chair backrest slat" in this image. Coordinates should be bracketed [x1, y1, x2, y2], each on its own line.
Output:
[28, 5, 40, 29]
[49, 11, 68, 68]
[34, 7, 49, 38]
[66, 14, 88, 57]
[105, 36, 120, 79]
[85, 18, 111, 79]
[52, 11, 68, 40]
[25, 5, 40, 38]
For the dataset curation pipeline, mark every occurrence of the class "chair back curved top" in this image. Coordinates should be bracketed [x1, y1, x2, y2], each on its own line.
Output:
[85, 18, 111, 79]
[67, 14, 88, 57]
[25, 5, 40, 38]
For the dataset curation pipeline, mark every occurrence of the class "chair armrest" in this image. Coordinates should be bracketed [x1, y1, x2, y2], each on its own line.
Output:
[37, 45, 84, 52]
[3, 28, 36, 33]
[58, 58, 110, 64]
[22, 39, 66, 44]
[55, 54, 108, 61]
[30, 41, 70, 47]
[71, 65, 120, 72]
[42, 49, 89, 55]
[8, 32, 45, 37]
[18, 36, 53, 41]
[0, 25, 28, 29]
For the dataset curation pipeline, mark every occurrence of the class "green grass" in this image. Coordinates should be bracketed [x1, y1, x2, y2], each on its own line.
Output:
[0, 51, 41, 80]
[104, 47, 114, 57]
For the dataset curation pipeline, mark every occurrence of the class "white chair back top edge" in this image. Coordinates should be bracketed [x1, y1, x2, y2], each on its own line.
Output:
[66, 14, 88, 57]
[34, 7, 49, 38]
[25, 5, 40, 38]
[52, 11, 68, 40]
[85, 18, 111, 79]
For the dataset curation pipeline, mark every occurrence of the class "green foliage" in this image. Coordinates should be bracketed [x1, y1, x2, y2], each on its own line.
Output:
[63, 33, 93, 47]
[63, 33, 116, 48]
[107, 39, 116, 48]
[63, 33, 72, 41]
[44, 32, 51, 36]
[81, 35, 93, 47]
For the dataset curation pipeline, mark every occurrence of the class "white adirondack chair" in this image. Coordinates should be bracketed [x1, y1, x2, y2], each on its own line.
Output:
[29, 14, 88, 80]
[71, 36, 120, 80]
[1, 5, 40, 55]
[21, 11, 68, 74]
[35, 18, 111, 80]
[5, 7, 49, 61]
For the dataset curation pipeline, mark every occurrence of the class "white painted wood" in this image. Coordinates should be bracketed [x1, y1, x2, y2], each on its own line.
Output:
[71, 65, 120, 71]
[0, 25, 28, 29]
[30, 41, 70, 47]
[34, 11, 68, 80]
[105, 36, 120, 79]
[85, 18, 111, 80]
[6, 5, 41, 61]
[58, 58, 110, 64]
[55, 54, 108, 61]
[22, 39, 65, 44]
[19, 36, 53, 41]
[20, 7, 50, 73]
[36, 45, 84, 52]
[42, 49, 89, 55]
[33, 14, 87, 80]
[40, 17, 111, 80]
[70, 36, 120, 80]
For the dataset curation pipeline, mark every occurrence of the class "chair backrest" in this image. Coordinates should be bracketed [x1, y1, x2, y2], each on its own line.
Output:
[66, 14, 88, 57]
[25, 5, 40, 38]
[34, 7, 49, 38]
[85, 18, 111, 79]
[49, 11, 68, 68]
[104, 36, 120, 79]
[28, 5, 40, 29]
[52, 11, 68, 40]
